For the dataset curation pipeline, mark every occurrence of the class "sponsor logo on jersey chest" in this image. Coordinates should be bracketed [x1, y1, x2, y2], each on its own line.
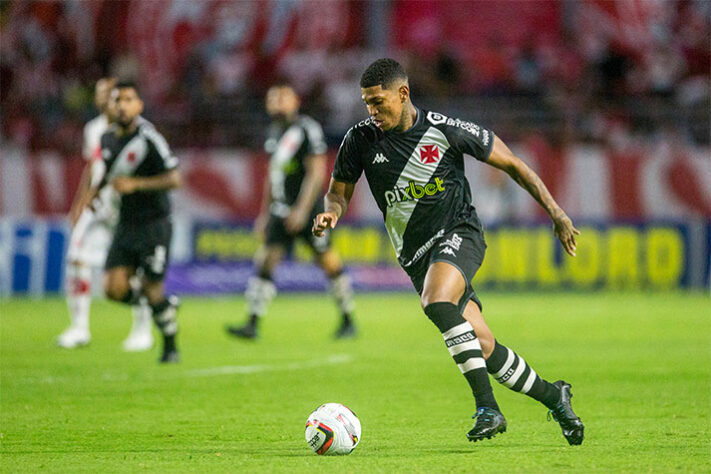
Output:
[384, 177, 445, 207]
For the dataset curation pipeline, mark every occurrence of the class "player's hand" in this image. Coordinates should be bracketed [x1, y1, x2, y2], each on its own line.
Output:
[112, 176, 139, 194]
[285, 207, 308, 234]
[312, 212, 338, 237]
[552, 213, 580, 257]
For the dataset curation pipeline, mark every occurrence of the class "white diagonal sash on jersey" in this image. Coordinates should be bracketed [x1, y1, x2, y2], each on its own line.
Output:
[384, 126, 451, 257]
[104, 134, 148, 181]
[269, 125, 305, 202]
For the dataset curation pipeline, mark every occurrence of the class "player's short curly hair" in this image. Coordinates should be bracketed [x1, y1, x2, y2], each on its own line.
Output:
[115, 80, 141, 97]
[360, 58, 408, 89]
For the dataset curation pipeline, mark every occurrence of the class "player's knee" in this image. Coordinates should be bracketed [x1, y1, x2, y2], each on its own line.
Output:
[420, 291, 458, 309]
[104, 280, 130, 302]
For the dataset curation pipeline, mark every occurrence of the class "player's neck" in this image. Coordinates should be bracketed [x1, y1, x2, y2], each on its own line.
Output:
[117, 120, 138, 136]
[393, 103, 418, 133]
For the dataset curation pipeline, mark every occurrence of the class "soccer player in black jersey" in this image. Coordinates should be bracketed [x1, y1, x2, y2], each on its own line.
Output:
[226, 83, 356, 340]
[96, 81, 182, 363]
[313, 59, 584, 445]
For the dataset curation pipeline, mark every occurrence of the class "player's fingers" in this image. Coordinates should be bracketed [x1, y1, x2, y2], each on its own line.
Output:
[572, 226, 581, 236]
[329, 215, 338, 229]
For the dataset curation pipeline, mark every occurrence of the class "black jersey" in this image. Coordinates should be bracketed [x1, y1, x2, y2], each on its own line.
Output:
[264, 115, 327, 217]
[333, 109, 494, 269]
[99, 117, 178, 225]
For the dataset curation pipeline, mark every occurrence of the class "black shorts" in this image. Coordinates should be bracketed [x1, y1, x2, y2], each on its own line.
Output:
[405, 223, 486, 313]
[105, 218, 172, 281]
[265, 211, 330, 255]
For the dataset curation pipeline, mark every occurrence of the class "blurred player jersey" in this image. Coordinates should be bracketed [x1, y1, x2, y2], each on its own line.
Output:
[264, 115, 327, 217]
[333, 109, 494, 269]
[83, 114, 120, 224]
[99, 117, 178, 225]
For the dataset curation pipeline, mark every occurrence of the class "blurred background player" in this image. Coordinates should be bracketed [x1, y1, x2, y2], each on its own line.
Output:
[98, 81, 182, 363]
[57, 77, 153, 351]
[226, 83, 356, 340]
[314, 58, 584, 444]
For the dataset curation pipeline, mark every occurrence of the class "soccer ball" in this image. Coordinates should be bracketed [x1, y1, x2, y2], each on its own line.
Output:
[304, 403, 361, 455]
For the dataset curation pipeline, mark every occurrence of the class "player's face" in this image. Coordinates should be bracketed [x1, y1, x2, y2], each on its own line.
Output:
[94, 78, 116, 113]
[112, 87, 144, 127]
[361, 84, 405, 131]
[266, 86, 300, 120]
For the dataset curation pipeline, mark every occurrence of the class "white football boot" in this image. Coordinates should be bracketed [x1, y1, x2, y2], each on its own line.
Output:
[57, 327, 91, 348]
[122, 304, 154, 352]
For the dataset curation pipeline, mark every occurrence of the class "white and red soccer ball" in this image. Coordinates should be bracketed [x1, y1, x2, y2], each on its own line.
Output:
[305, 403, 361, 455]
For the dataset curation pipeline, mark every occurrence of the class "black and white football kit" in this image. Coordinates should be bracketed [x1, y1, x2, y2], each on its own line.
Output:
[100, 117, 178, 281]
[333, 109, 493, 310]
[264, 115, 330, 254]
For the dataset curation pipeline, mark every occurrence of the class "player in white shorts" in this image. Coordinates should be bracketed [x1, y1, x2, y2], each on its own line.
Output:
[57, 78, 154, 351]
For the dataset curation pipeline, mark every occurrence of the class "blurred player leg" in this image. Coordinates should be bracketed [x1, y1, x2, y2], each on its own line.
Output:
[58, 211, 111, 348]
[122, 273, 154, 352]
[143, 279, 179, 364]
[226, 245, 281, 339]
[462, 300, 584, 444]
[58, 260, 92, 348]
[316, 249, 356, 339]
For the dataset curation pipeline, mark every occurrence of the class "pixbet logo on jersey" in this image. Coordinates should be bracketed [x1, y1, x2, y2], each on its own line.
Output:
[384, 178, 446, 207]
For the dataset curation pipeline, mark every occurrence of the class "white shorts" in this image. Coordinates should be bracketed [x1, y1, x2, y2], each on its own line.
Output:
[67, 208, 115, 268]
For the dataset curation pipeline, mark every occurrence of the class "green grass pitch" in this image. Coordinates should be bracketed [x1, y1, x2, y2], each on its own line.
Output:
[1, 291, 709, 472]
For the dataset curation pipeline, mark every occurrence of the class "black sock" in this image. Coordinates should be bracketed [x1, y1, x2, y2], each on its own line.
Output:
[424, 302, 499, 411]
[163, 334, 176, 352]
[150, 298, 178, 338]
[486, 340, 560, 410]
[248, 313, 259, 328]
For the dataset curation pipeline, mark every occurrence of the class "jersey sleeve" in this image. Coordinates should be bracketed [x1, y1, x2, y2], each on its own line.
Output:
[332, 128, 364, 183]
[143, 126, 179, 171]
[302, 119, 327, 156]
[447, 120, 495, 162]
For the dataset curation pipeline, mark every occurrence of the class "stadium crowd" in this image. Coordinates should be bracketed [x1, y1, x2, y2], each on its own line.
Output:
[1, 0, 709, 153]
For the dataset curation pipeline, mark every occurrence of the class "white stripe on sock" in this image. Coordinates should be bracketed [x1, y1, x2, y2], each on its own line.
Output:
[442, 322, 471, 340]
[457, 357, 486, 373]
[521, 369, 538, 394]
[493, 348, 515, 379]
[448, 338, 481, 356]
[503, 356, 527, 388]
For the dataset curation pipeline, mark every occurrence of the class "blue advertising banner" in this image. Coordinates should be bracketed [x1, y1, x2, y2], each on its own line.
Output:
[1, 217, 709, 296]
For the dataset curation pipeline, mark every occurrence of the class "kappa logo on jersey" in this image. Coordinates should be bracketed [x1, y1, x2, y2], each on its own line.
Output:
[373, 152, 389, 164]
[385, 178, 446, 207]
[440, 246, 456, 257]
[419, 145, 440, 164]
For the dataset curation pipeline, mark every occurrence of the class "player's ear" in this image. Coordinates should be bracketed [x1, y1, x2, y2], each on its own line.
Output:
[398, 84, 409, 103]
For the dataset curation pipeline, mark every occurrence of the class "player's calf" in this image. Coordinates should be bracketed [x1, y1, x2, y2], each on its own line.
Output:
[423, 302, 500, 413]
[150, 295, 180, 363]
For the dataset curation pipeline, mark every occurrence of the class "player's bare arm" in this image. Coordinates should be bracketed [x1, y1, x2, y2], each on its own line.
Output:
[486, 135, 580, 257]
[68, 161, 94, 226]
[254, 173, 272, 238]
[312, 179, 354, 236]
[112, 169, 182, 195]
[285, 153, 327, 233]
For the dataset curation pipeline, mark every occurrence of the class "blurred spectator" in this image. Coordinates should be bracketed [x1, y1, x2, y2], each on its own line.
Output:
[1, 0, 708, 153]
